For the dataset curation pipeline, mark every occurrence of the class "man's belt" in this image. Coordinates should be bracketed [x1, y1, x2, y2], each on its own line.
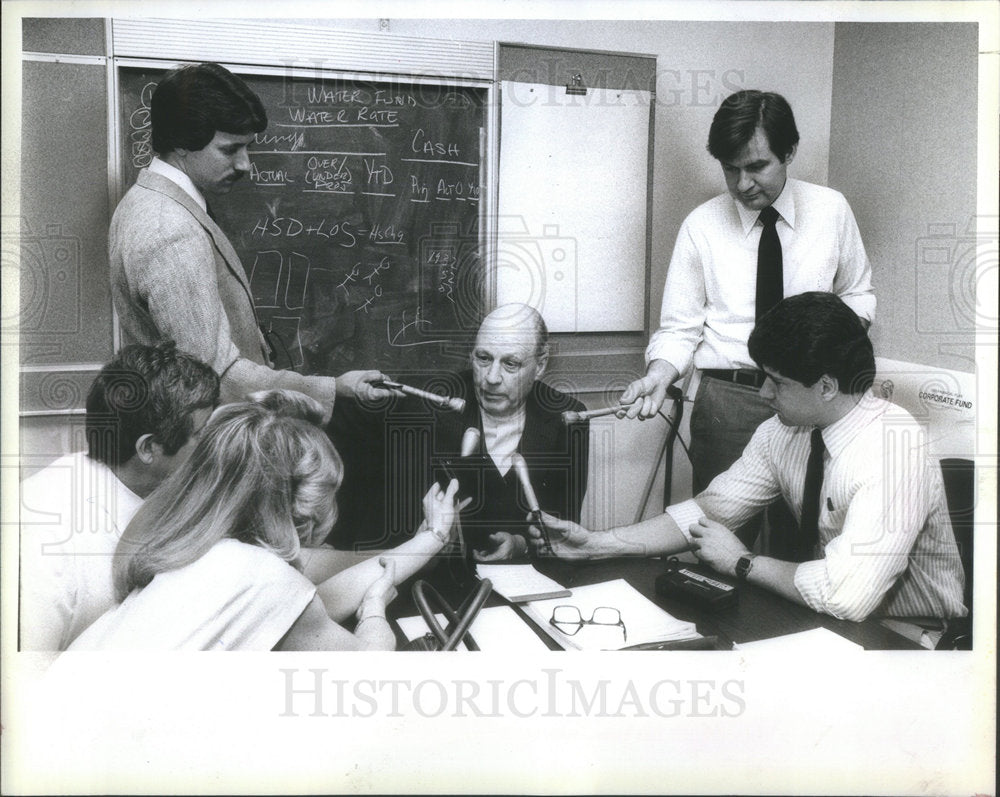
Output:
[701, 369, 767, 389]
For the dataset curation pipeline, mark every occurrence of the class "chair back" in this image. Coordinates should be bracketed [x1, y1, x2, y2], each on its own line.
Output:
[940, 457, 975, 612]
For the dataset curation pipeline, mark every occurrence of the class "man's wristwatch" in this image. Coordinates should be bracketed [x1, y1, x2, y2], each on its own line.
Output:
[735, 554, 756, 581]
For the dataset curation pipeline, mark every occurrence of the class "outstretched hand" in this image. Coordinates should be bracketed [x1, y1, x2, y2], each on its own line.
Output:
[474, 532, 528, 562]
[337, 370, 404, 403]
[422, 479, 462, 544]
[618, 359, 679, 419]
[527, 511, 597, 559]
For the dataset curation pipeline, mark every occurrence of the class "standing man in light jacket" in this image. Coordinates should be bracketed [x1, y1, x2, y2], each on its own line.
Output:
[110, 62, 392, 420]
[621, 91, 875, 546]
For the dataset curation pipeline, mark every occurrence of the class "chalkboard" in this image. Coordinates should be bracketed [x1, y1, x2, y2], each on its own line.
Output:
[118, 67, 487, 377]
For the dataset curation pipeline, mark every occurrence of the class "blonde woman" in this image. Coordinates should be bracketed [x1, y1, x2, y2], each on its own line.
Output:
[69, 391, 460, 651]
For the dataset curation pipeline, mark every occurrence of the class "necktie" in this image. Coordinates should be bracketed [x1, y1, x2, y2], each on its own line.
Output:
[205, 202, 217, 222]
[796, 428, 825, 561]
[755, 205, 783, 320]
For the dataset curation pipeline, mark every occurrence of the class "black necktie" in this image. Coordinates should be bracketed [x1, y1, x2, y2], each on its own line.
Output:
[205, 202, 217, 222]
[796, 428, 825, 561]
[756, 205, 783, 320]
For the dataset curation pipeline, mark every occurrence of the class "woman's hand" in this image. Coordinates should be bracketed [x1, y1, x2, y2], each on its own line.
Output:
[357, 557, 398, 619]
[421, 479, 461, 544]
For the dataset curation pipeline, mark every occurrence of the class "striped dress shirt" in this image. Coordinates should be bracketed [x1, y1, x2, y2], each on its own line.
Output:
[666, 393, 967, 621]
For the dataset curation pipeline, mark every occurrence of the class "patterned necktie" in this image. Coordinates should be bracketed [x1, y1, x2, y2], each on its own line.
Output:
[796, 428, 826, 561]
[756, 205, 783, 320]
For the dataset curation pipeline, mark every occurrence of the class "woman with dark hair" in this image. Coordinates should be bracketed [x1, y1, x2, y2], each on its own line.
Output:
[69, 391, 461, 651]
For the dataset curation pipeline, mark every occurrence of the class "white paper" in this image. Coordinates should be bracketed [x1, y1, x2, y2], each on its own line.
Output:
[733, 627, 864, 653]
[523, 578, 699, 650]
[395, 605, 550, 652]
[476, 564, 571, 602]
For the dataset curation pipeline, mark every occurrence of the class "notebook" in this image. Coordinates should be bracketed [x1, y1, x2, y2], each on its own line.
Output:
[476, 564, 571, 603]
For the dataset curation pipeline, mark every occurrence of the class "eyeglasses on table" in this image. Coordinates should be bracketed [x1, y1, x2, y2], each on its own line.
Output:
[550, 605, 627, 643]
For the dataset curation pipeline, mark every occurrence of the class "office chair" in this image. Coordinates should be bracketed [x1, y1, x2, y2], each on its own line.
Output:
[936, 457, 975, 651]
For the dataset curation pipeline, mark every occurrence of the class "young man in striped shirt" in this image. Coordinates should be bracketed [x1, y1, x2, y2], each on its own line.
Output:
[533, 292, 966, 634]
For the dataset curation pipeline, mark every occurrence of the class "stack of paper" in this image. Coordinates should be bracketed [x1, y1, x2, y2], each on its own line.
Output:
[396, 605, 551, 652]
[733, 627, 864, 652]
[523, 579, 700, 651]
[476, 564, 571, 603]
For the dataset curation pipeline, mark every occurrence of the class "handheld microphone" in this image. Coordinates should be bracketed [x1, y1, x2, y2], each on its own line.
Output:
[460, 427, 481, 458]
[375, 379, 466, 413]
[561, 405, 630, 425]
[436, 427, 480, 504]
[512, 453, 552, 556]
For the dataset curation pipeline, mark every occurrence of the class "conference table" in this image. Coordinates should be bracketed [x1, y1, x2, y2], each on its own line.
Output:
[390, 553, 922, 651]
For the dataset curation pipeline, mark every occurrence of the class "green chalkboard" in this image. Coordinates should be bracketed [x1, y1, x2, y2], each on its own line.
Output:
[118, 67, 487, 377]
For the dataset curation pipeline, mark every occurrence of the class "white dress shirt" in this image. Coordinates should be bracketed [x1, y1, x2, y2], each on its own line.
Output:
[666, 393, 966, 622]
[147, 156, 207, 210]
[647, 178, 876, 377]
[19, 453, 144, 650]
[480, 406, 526, 476]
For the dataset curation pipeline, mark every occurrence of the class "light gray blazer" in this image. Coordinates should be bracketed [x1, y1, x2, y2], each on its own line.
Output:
[109, 169, 336, 409]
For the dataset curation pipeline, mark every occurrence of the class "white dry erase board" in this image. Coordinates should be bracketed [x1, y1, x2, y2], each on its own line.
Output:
[497, 81, 652, 333]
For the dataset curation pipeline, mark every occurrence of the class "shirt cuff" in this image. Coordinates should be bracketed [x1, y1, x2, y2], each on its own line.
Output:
[665, 499, 703, 544]
[644, 334, 690, 376]
[841, 294, 876, 323]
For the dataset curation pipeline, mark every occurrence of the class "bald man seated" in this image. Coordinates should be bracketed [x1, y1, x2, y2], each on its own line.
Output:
[327, 304, 589, 562]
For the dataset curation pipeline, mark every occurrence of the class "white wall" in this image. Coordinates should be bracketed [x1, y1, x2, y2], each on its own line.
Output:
[829, 22, 979, 373]
[271, 17, 837, 345]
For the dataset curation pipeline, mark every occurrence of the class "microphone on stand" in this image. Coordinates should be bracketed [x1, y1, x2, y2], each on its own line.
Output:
[438, 427, 482, 589]
[511, 453, 552, 556]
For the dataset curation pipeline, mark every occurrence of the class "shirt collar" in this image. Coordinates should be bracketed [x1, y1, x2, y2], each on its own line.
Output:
[735, 177, 797, 236]
[480, 404, 527, 438]
[148, 156, 207, 211]
[817, 391, 885, 459]
[84, 452, 144, 507]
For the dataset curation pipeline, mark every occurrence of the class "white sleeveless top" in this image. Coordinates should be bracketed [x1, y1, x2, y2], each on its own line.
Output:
[69, 539, 316, 651]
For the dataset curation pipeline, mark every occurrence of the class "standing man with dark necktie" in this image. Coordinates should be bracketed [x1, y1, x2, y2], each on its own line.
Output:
[621, 90, 875, 544]
[110, 62, 394, 420]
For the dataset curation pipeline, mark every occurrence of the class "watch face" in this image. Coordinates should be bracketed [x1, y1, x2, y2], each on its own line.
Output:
[736, 556, 753, 579]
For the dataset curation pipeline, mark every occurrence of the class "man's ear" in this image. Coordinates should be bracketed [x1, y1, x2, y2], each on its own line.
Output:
[133, 433, 162, 465]
[818, 374, 839, 401]
[783, 143, 798, 165]
[535, 348, 549, 380]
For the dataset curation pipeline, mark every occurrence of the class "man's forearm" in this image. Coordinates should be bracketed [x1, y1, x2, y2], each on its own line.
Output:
[587, 512, 692, 559]
[742, 556, 807, 606]
[646, 358, 680, 387]
[223, 358, 337, 421]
